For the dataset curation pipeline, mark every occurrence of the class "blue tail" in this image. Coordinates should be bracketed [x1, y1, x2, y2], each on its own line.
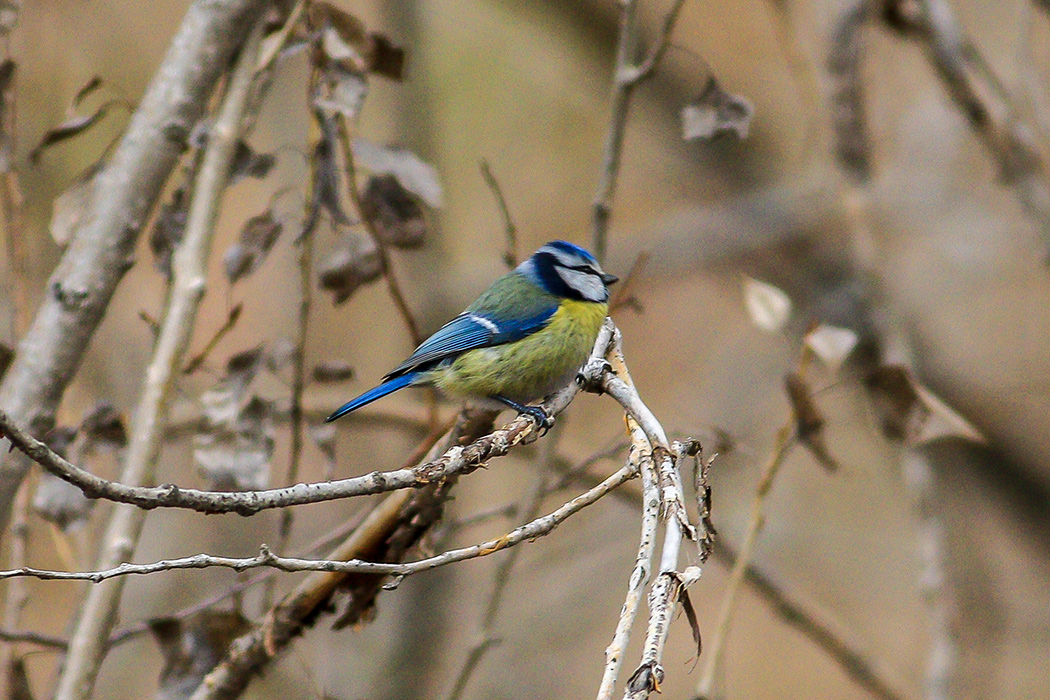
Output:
[325, 372, 418, 422]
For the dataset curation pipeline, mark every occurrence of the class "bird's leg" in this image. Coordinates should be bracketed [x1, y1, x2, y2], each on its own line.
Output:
[491, 396, 553, 434]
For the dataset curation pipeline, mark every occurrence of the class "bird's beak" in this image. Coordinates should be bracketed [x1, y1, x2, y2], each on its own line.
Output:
[601, 272, 619, 285]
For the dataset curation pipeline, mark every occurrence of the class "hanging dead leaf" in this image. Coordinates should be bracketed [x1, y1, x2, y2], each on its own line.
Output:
[223, 210, 283, 283]
[682, 77, 754, 141]
[266, 336, 297, 374]
[352, 138, 442, 207]
[229, 140, 276, 183]
[302, 112, 352, 239]
[150, 187, 189, 277]
[865, 365, 984, 445]
[309, 3, 405, 80]
[360, 173, 426, 248]
[804, 323, 859, 373]
[743, 277, 791, 332]
[785, 373, 838, 471]
[312, 360, 355, 383]
[33, 424, 92, 530]
[150, 610, 250, 700]
[29, 100, 123, 162]
[194, 395, 275, 491]
[80, 401, 127, 452]
[0, 59, 15, 172]
[313, 67, 369, 122]
[318, 232, 382, 305]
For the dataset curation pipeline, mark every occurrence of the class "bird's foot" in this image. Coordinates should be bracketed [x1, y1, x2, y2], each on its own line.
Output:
[492, 396, 554, 435]
[521, 405, 554, 435]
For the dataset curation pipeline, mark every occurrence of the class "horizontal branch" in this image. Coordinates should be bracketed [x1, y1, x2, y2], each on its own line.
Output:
[0, 461, 635, 583]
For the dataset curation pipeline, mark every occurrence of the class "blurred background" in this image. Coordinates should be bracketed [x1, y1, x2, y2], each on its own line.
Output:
[1, 0, 1049, 698]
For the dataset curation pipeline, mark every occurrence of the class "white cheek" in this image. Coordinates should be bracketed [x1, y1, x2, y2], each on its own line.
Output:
[557, 268, 606, 301]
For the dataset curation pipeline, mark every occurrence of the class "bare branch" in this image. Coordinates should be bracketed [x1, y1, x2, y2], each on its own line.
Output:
[0, 0, 271, 538]
[479, 159, 518, 268]
[52, 17, 270, 700]
[592, 0, 688, 262]
[0, 465, 634, 585]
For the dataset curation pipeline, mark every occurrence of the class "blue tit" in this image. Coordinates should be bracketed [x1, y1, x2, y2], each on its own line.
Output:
[325, 240, 618, 424]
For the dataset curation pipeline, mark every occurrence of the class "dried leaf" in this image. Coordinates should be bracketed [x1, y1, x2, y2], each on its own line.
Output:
[229, 140, 276, 183]
[682, 77, 754, 141]
[0, 341, 12, 383]
[33, 426, 92, 530]
[150, 187, 189, 277]
[312, 360, 354, 383]
[352, 138, 442, 207]
[309, 3, 404, 80]
[199, 347, 265, 425]
[29, 100, 120, 162]
[743, 277, 791, 332]
[309, 422, 337, 466]
[80, 401, 126, 452]
[194, 396, 274, 490]
[318, 232, 382, 305]
[785, 373, 838, 471]
[50, 169, 97, 245]
[266, 336, 297, 373]
[313, 67, 369, 122]
[865, 366, 983, 445]
[865, 366, 921, 442]
[360, 173, 426, 248]
[150, 610, 250, 700]
[302, 112, 351, 239]
[33, 472, 93, 531]
[804, 323, 859, 372]
[223, 210, 283, 283]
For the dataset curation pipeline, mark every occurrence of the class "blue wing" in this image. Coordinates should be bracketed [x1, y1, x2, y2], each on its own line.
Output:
[384, 305, 557, 379]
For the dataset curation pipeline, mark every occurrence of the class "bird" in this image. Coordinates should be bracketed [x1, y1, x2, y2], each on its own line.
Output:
[325, 240, 618, 425]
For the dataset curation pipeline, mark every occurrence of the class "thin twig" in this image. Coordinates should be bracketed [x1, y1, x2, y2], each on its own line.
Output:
[0, 465, 636, 584]
[592, 0, 688, 262]
[51, 20, 268, 700]
[479, 159, 518, 268]
[182, 303, 244, 374]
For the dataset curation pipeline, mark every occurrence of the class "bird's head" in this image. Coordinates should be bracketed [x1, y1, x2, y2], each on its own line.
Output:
[518, 241, 619, 302]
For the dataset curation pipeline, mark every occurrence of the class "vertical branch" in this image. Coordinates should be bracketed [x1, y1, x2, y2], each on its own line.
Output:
[0, 0, 270, 539]
[272, 222, 314, 603]
[51, 20, 268, 700]
[592, 0, 687, 263]
[337, 119, 423, 347]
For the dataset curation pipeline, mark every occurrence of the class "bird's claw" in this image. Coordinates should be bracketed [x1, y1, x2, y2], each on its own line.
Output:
[521, 405, 554, 435]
